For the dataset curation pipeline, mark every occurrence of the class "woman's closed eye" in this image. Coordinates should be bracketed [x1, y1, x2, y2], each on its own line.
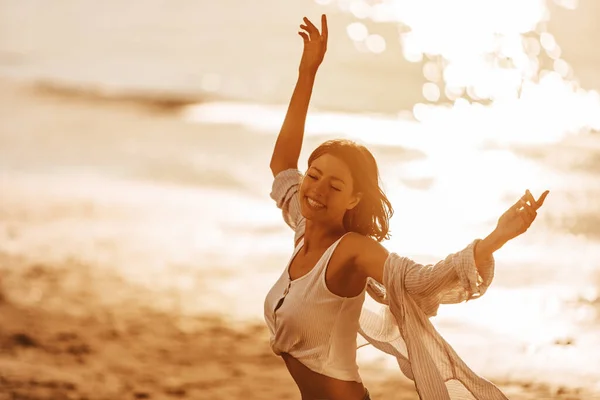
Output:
[307, 174, 341, 191]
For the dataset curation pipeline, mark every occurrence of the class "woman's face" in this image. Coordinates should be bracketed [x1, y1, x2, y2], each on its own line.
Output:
[299, 153, 361, 224]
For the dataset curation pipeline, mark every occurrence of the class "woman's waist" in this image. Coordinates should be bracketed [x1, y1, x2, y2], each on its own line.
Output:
[269, 324, 360, 362]
[281, 353, 366, 400]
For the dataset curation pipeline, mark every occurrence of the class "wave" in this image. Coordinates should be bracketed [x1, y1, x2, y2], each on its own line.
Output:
[124, 160, 250, 192]
[24, 78, 219, 113]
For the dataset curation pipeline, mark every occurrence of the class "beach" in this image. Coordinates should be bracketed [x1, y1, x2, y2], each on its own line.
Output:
[1, 78, 599, 399]
[1, 0, 600, 398]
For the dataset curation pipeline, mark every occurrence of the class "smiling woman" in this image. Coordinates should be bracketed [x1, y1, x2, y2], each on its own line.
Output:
[265, 13, 548, 400]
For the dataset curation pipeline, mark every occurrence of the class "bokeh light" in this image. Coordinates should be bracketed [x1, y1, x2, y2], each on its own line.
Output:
[365, 34, 386, 53]
[336, 0, 600, 144]
[346, 21, 368, 41]
[422, 82, 441, 102]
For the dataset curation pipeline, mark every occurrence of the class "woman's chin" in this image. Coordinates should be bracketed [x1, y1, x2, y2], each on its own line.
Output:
[300, 207, 317, 220]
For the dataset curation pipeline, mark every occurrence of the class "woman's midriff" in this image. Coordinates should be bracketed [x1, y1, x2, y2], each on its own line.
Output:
[281, 353, 367, 400]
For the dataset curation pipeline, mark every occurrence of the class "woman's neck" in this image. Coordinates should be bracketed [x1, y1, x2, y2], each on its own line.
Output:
[302, 219, 346, 253]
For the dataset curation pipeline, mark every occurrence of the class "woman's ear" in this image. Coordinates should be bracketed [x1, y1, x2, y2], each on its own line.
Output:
[347, 192, 362, 210]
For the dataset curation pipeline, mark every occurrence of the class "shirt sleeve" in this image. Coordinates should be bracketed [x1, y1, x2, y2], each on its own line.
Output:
[270, 168, 306, 241]
[383, 240, 495, 317]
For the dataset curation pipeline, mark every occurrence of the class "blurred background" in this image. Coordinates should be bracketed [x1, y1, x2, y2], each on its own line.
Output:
[0, 0, 599, 399]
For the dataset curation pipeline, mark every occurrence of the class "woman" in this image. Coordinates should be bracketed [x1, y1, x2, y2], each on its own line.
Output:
[264, 14, 549, 400]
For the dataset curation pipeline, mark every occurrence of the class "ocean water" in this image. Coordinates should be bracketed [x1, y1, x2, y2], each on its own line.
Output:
[1, 0, 599, 388]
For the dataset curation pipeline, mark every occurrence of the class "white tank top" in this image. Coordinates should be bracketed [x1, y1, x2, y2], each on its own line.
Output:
[263, 234, 367, 382]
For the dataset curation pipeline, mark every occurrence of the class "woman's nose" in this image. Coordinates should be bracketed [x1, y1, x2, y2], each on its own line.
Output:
[314, 180, 329, 196]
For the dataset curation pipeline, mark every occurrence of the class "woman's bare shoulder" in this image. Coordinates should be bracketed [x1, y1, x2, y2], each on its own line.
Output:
[339, 233, 390, 282]
[341, 232, 388, 253]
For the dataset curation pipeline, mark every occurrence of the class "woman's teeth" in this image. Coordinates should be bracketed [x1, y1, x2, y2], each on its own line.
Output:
[307, 197, 325, 209]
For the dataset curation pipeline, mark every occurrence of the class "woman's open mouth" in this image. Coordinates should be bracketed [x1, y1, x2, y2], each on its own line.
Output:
[305, 196, 326, 210]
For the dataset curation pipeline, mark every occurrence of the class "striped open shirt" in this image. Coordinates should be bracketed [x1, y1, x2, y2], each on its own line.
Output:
[269, 169, 509, 400]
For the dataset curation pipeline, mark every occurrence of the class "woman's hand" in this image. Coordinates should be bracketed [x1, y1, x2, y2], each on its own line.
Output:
[494, 189, 550, 242]
[298, 15, 328, 75]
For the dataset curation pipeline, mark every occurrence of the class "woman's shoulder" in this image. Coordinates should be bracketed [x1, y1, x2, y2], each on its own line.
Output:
[341, 232, 386, 252]
[339, 233, 390, 271]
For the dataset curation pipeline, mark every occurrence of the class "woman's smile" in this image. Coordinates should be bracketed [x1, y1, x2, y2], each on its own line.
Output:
[305, 196, 326, 210]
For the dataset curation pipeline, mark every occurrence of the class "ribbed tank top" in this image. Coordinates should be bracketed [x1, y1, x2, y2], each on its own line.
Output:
[263, 234, 367, 382]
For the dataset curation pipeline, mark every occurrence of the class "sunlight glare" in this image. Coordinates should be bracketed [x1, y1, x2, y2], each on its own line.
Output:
[346, 22, 369, 41]
[349, 0, 370, 19]
[365, 34, 386, 53]
[422, 61, 441, 82]
[540, 32, 557, 51]
[326, 0, 600, 150]
[422, 82, 440, 102]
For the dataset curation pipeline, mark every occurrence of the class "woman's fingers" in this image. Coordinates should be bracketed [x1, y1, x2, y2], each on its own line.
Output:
[515, 197, 537, 229]
[504, 189, 548, 236]
[299, 25, 310, 39]
[298, 31, 309, 43]
[513, 189, 550, 212]
[303, 17, 320, 40]
[511, 195, 527, 212]
[300, 15, 328, 45]
[321, 14, 328, 46]
[524, 189, 536, 208]
[535, 190, 550, 210]
[526, 188, 550, 210]
[511, 197, 522, 210]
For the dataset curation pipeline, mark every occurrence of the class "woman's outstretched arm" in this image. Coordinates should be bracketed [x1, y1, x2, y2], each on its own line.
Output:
[351, 189, 549, 295]
[270, 15, 328, 177]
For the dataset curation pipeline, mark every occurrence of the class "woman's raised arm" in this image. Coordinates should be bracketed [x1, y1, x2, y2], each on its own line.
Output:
[270, 15, 328, 177]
